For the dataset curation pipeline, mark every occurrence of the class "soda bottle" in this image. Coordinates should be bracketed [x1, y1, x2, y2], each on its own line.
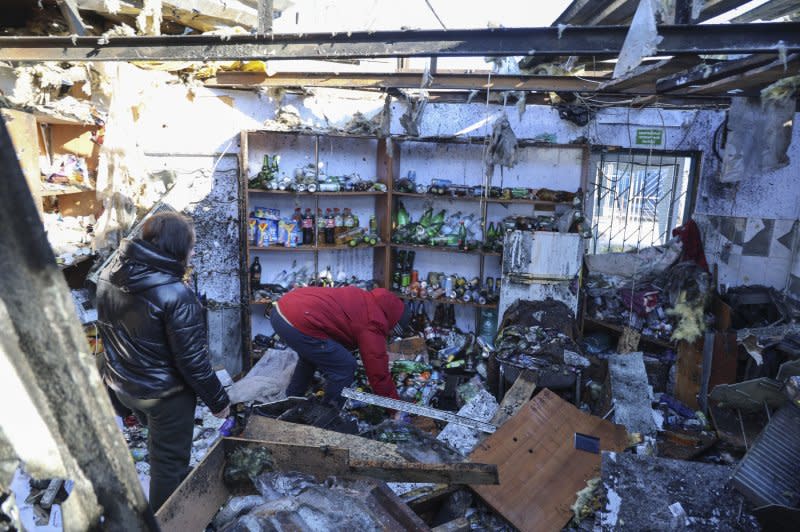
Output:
[324, 208, 335, 244]
[334, 208, 344, 239]
[302, 208, 314, 245]
[249, 257, 261, 292]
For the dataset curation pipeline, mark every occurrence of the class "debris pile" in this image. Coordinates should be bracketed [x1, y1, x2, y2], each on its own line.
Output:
[585, 239, 712, 343]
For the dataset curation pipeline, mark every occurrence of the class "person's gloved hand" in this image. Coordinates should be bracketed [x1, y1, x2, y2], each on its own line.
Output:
[213, 404, 231, 419]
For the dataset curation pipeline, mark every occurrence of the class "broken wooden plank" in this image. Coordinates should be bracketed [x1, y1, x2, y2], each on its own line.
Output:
[40, 479, 64, 510]
[676, 339, 703, 409]
[682, 54, 800, 95]
[617, 326, 641, 353]
[242, 416, 408, 463]
[491, 370, 537, 427]
[657, 54, 779, 93]
[406, 485, 458, 514]
[432, 517, 470, 532]
[223, 437, 351, 477]
[600, 55, 702, 92]
[470, 389, 629, 532]
[207, 71, 604, 92]
[350, 460, 499, 485]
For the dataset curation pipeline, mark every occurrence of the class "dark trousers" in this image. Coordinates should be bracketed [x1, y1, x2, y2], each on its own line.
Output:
[116, 388, 196, 512]
[270, 309, 357, 405]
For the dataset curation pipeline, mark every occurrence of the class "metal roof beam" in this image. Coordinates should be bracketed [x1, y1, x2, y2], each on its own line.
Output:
[0, 23, 797, 62]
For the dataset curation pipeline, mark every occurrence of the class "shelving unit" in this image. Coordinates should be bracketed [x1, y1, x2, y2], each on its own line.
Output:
[238, 129, 589, 362]
[239, 130, 393, 363]
[386, 137, 588, 332]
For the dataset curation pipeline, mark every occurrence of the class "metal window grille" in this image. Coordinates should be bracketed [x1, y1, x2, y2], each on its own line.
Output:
[588, 150, 694, 254]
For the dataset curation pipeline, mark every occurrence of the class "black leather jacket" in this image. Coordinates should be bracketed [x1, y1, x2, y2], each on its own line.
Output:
[97, 239, 229, 413]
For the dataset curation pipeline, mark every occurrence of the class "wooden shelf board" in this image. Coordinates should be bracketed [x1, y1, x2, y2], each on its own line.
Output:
[394, 292, 498, 309]
[249, 243, 384, 252]
[248, 189, 386, 197]
[392, 191, 564, 207]
[390, 243, 488, 256]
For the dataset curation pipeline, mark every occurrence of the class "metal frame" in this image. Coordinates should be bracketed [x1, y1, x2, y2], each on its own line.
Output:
[0, 23, 797, 62]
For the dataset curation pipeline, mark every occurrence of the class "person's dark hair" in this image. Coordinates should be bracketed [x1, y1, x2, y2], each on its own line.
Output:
[141, 212, 195, 264]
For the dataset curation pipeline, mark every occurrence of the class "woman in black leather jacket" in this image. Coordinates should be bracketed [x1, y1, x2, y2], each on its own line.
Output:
[96, 212, 230, 511]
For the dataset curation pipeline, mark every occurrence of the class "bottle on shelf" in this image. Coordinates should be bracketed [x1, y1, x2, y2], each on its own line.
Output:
[302, 208, 315, 245]
[369, 214, 378, 235]
[343, 208, 355, 230]
[333, 208, 344, 240]
[249, 257, 262, 293]
[324, 208, 335, 244]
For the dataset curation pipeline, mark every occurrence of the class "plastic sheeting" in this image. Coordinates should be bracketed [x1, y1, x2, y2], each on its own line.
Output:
[227, 348, 298, 404]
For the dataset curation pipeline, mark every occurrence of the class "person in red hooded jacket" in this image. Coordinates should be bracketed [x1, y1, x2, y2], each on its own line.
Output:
[270, 286, 410, 405]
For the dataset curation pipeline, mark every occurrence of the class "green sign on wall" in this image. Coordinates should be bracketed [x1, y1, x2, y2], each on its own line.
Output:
[635, 128, 664, 145]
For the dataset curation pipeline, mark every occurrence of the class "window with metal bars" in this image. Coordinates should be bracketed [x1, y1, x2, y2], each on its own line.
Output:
[587, 149, 696, 254]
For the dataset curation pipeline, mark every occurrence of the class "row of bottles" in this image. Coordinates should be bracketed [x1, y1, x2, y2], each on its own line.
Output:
[248, 207, 379, 247]
[249, 258, 377, 295]
[392, 203, 484, 250]
[249, 155, 387, 193]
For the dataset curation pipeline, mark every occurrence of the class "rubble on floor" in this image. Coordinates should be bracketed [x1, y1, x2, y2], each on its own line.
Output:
[596, 452, 758, 531]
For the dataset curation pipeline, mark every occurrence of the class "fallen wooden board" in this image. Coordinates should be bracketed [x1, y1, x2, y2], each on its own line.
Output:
[156, 438, 429, 532]
[350, 460, 498, 485]
[676, 339, 703, 409]
[469, 389, 629, 532]
[223, 437, 351, 478]
[243, 415, 408, 463]
[491, 370, 537, 427]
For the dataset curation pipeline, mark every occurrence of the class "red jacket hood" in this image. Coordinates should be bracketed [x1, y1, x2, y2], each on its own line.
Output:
[370, 288, 405, 329]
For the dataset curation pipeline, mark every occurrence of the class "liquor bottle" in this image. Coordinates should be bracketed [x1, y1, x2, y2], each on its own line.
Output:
[419, 207, 434, 228]
[292, 207, 302, 226]
[457, 221, 467, 249]
[249, 257, 261, 292]
[396, 201, 410, 227]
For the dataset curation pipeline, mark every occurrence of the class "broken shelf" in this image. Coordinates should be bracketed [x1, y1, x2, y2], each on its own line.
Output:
[583, 317, 675, 349]
[248, 189, 386, 197]
[393, 292, 498, 309]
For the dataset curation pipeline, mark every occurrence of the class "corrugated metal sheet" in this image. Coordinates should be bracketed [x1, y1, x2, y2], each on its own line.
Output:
[732, 404, 800, 508]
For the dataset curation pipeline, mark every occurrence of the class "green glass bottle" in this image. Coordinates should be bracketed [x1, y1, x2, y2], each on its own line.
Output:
[419, 207, 434, 228]
[396, 201, 410, 227]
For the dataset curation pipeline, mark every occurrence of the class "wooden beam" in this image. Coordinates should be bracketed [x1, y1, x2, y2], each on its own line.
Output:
[697, 0, 753, 22]
[587, 0, 639, 25]
[207, 71, 605, 92]
[257, 0, 272, 34]
[681, 53, 800, 95]
[656, 54, 777, 93]
[223, 437, 351, 477]
[56, 0, 87, 36]
[732, 0, 800, 22]
[599, 55, 702, 92]
[349, 460, 499, 485]
[242, 416, 408, 463]
[491, 370, 537, 427]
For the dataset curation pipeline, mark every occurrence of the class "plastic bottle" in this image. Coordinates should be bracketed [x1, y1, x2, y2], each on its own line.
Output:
[302, 208, 314, 245]
[324, 208, 335, 244]
[343, 208, 355, 229]
[333, 208, 344, 240]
